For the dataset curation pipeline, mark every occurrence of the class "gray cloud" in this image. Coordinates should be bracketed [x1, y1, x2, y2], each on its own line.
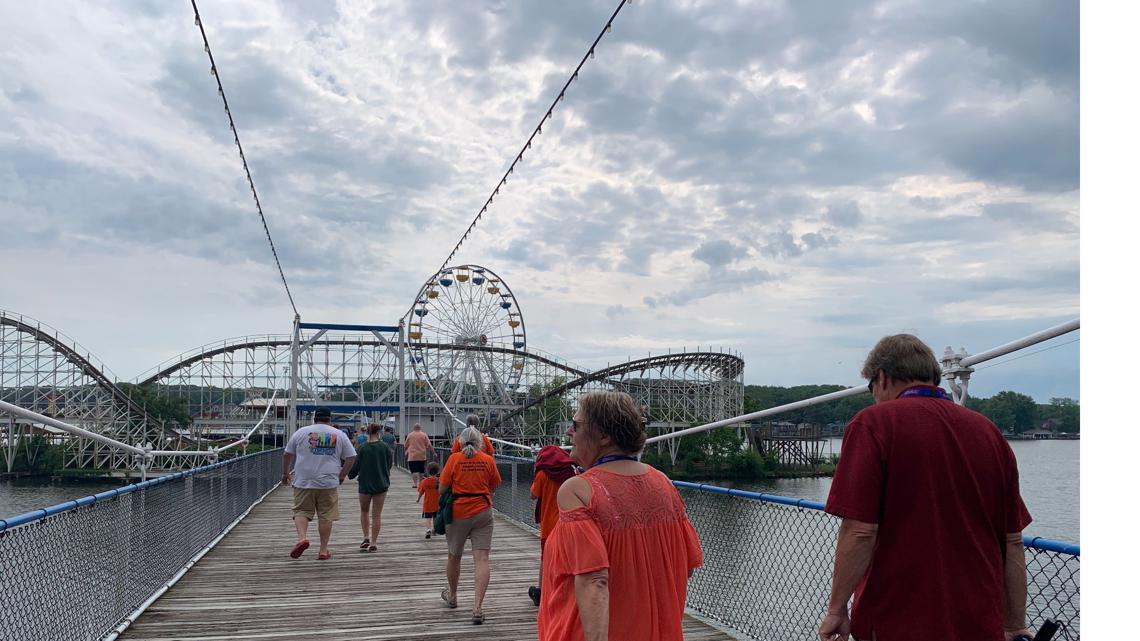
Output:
[825, 201, 862, 228]
[692, 240, 748, 269]
[0, 0, 1078, 401]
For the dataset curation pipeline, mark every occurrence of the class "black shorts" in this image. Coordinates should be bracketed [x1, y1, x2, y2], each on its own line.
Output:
[422, 511, 437, 519]
[408, 460, 426, 474]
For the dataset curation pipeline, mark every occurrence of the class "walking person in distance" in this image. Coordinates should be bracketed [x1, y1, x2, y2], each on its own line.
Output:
[405, 422, 432, 489]
[282, 407, 357, 560]
[439, 426, 502, 624]
[418, 460, 441, 538]
[347, 423, 392, 552]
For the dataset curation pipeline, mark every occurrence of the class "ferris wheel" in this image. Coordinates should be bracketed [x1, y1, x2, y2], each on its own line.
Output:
[406, 265, 527, 410]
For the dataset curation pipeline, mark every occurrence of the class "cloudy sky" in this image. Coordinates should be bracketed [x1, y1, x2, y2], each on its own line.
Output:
[1, 0, 1079, 401]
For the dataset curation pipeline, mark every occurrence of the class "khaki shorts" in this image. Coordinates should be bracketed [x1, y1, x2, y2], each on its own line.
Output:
[292, 488, 339, 522]
[445, 508, 494, 556]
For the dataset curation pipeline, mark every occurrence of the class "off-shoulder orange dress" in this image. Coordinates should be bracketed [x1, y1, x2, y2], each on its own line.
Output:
[537, 465, 703, 641]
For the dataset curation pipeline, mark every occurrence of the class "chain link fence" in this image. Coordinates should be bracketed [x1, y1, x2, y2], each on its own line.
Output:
[0, 448, 282, 641]
[676, 483, 1080, 640]
[395, 448, 1079, 640]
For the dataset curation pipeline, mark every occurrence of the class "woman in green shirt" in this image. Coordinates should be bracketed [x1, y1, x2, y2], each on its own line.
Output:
[348, 423, 392, 552]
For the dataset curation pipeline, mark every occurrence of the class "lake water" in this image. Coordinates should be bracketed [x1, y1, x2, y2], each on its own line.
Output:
[0, 477, 126, 520]
[701, 437, 1079, 544]
[1, 438, 1079, 543]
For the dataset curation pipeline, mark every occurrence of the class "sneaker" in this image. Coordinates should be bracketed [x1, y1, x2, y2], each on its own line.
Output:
[528, 585, 541, 607]
[425, 531, 432, 539]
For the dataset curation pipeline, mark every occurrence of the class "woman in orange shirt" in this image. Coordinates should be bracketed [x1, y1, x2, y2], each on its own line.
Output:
[440, 426, 502, 624]
[537, 391, 703, 641]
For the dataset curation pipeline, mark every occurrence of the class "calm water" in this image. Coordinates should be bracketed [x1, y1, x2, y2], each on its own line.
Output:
[703, 437, 1079, 544]
[0, 477, 126, 520]
[1, 439, 1079, 543]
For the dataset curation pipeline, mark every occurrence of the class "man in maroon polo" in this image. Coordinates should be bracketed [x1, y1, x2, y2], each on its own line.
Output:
[819, 334, 1033, 641]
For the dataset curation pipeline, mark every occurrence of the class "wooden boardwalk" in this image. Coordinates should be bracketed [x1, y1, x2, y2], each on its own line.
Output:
[122, 468, 735, 640]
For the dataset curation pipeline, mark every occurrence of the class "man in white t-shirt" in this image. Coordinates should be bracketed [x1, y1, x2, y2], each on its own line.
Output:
[404, 422, 432, 488]
[283, 407, 357, 560]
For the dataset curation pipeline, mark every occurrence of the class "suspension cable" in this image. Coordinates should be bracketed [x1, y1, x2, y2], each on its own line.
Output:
[430, 0, 634, 278]
[973, 337, 1080, 371]
[190, 0, 300, 317]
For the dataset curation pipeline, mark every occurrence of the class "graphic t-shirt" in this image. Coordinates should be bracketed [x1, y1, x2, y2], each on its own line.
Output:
[285, 424, 357, 489]
[418, 476, 440, 513]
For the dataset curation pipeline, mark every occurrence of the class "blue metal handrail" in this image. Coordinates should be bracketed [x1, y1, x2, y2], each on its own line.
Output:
[0, 448, 283, 533]
[672, 480, 1079, 556]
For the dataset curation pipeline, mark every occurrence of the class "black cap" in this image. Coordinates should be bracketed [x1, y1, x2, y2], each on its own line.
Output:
[314, 407, 332, 421]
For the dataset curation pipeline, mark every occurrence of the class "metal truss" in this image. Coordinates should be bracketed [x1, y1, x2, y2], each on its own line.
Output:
[3, 309, 745, 471]
[0, 309, 193, 473]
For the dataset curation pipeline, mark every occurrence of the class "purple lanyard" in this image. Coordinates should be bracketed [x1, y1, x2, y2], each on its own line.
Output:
[897, 386, 952, 401]
[593, 454, 637, 467]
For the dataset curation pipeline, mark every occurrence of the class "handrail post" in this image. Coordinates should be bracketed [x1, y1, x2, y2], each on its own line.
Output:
[940, 346, 975, 405]
[135, 444, 153, 481]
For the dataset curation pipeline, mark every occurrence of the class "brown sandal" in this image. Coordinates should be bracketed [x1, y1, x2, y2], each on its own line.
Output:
[441, 588, 457, 609]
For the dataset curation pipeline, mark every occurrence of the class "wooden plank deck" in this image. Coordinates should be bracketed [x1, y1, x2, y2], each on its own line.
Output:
[121, 468, 735, 640]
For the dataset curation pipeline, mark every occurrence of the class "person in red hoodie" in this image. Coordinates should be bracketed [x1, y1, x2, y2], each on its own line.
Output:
[528, 444, 578, 606]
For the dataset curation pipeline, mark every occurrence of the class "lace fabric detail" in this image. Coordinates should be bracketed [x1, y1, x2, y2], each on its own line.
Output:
[579, 467, 688, 531]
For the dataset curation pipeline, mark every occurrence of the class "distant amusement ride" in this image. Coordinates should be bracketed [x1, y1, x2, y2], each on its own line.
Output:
[1, 263, 743, 472]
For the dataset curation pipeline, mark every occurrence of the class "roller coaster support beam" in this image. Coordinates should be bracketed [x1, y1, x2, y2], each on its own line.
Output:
[288, 314, 300, 440]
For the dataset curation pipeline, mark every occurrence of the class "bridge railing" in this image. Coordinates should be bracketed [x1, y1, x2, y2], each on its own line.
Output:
[396, 447, 1079, 640]
[674, 482, 1080, 641]
[0, 448, 283, 641]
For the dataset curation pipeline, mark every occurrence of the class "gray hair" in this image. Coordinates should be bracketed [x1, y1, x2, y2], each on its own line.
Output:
[861, 334, 942, 386]
[459, 426, 484, 458]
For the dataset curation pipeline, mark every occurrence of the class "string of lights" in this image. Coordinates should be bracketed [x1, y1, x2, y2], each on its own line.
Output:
[430, 0, 634, 279]
[190, 0, 300, 317]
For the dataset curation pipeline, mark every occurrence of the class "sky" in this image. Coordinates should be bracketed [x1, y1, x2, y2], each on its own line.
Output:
[0, 0, 1079, 402]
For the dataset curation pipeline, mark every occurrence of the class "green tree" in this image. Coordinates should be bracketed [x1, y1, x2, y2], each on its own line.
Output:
[523, 376, 570, 437]
[1041, 397, 1080, 433]
[116, 383, 193, 428]
[982, 391, 1038, 434]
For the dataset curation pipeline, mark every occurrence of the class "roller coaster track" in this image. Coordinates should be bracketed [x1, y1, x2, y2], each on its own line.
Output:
[490, 351, 745, 428]
[137, 337, 590, 386]
[136, 336, 741, 428]
[0, 311, 176, 438]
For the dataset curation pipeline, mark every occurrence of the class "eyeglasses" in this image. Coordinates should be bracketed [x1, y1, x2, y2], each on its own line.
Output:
[867, 379, 875, 394]
[568, 418, 587, 435]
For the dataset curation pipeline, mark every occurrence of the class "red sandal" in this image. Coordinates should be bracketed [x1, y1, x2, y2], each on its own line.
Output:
[289, 539, 310, 559]
[318, 550, 332, 560]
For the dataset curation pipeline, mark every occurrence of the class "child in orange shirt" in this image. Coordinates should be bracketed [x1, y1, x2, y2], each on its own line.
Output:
[417, 461, 441, 539]
[529, 445, 577, 606]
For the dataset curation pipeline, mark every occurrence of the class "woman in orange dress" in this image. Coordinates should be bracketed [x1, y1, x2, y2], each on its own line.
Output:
[537, 391, 703, 641]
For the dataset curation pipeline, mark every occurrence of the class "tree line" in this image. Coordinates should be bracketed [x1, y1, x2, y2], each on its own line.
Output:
[744, 385, 1079, 434]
